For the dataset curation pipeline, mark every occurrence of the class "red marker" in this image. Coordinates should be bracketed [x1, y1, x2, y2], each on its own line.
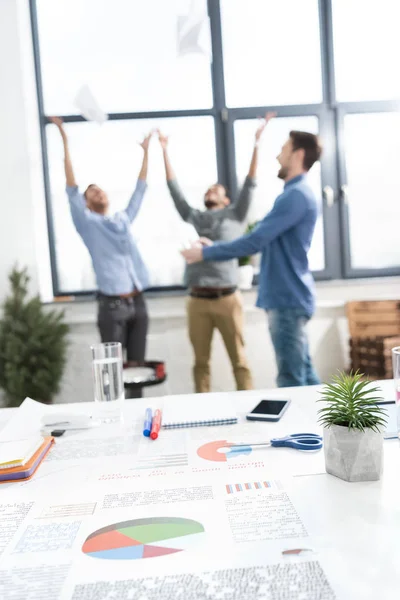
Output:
[150, 409, 162, 440]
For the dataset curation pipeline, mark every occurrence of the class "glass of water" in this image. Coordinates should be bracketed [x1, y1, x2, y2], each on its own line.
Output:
[91, 342, 125, 423]
[392, 347, 400, 439]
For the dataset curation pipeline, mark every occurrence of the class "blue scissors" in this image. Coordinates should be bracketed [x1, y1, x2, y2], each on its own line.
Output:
[228, 433, 323, 452]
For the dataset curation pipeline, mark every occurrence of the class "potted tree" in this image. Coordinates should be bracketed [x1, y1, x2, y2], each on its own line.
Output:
[317, 371, 387, 482]
[238, 222, 258, 290]
[0, 267, 69, 407]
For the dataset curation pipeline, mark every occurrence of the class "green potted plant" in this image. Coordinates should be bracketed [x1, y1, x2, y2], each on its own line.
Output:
[0, 267, 69, 407]
[238, 222, 258, 290]
[317, 371, 387, 482]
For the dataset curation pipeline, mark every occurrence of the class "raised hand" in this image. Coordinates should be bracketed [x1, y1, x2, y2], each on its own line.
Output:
[139, 132, 152, 152]
[49, 116, 64, 129]
[158, 130, 169, 151]
[255, 111, 277, 143]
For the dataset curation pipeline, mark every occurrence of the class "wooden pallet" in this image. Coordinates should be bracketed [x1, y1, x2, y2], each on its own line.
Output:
[349, 335, 400, 379]
[346, 300, 400, 338]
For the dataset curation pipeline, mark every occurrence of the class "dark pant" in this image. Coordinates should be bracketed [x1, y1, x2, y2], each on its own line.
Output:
[97, 294, 149, 397]
[267, 308, 320, 388]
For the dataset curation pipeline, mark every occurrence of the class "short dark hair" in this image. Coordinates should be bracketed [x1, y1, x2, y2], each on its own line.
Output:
[289, 131, 322, 171]
[84, 184, 96, 199]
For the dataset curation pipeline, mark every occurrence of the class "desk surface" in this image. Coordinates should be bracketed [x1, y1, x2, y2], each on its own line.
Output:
[0, 382, 399, 600]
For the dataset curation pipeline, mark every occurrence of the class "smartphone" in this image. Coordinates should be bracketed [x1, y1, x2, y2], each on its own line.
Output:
[246, 399, 291, 422]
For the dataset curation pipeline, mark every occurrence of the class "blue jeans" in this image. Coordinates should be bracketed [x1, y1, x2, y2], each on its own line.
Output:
[267, 308, 320, 388]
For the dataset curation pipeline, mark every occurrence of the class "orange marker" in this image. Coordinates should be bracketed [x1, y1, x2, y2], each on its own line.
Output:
[150, 409, 162, 440]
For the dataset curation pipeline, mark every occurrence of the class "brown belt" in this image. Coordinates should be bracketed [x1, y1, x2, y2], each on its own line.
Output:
[190, 286, 236, 299]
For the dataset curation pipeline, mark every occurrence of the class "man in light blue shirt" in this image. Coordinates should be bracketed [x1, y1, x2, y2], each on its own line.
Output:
[182, 130, 322, 388]
[51, 118, 151, 370]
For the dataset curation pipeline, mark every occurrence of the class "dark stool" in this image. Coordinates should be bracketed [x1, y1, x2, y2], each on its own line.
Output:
[123, 360, 167, 399]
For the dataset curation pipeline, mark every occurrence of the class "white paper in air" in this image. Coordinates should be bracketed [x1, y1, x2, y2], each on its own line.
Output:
[74, 84, 108, 124]
[177, 11, 211, 59]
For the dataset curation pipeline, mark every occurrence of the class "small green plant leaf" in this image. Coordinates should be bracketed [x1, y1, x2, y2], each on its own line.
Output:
[317, 370, 388, 432]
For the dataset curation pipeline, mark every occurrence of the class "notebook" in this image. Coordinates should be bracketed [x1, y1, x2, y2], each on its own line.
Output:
[0, 436, 44, 469]
[162, 396, 237, 429]
[0, 437, 54, 483]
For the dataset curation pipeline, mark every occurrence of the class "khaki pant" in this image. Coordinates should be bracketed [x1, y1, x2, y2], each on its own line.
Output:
[187, 291, 253, 393]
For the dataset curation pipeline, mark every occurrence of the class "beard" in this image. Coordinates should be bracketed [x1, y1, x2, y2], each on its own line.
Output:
[277, 166, 288, 180]
[204, 199, 218, 209]
[90, 199, 108, 214]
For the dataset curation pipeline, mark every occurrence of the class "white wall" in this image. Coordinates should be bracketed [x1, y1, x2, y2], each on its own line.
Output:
[51, 277, 400, 404]
[0, 0, 52, 301]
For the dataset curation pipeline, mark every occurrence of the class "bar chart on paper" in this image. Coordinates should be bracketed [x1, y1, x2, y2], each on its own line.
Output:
[225, 480, 282, 495]
[82, 517, 205, 560]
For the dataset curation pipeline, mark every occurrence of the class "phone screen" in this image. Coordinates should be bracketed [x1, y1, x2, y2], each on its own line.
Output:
[250, 400, 288, 416]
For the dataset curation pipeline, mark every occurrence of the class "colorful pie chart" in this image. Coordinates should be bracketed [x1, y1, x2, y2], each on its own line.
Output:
[82, 517, 205, 560]
[197, 440, 252, 462]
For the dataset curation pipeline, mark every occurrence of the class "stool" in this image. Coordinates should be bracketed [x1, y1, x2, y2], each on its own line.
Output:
[123, 360, 167, 399]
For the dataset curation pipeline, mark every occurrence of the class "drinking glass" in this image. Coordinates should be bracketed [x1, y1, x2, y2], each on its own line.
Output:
[91, 342, 124, 423]
[391, 347, 400, 439]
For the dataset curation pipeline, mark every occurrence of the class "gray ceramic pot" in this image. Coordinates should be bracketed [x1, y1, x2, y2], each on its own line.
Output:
[323, 425, 384, 482]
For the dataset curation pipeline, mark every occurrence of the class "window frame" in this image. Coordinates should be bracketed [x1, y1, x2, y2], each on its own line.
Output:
[29, 0, 400, 297]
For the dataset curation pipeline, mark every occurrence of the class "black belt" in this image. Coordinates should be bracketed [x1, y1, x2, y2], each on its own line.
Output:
[97, 290, 141, 301]
[190, 286, 236, 300]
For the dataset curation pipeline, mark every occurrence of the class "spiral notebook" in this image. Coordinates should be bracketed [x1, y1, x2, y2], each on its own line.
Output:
[162, 395, 237, 429]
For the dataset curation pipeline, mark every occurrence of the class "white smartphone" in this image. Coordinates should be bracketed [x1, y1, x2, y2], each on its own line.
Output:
[246, 399, 291, 422]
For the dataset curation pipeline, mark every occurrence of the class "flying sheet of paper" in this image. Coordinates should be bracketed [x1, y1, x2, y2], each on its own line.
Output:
[74, 85, 108, 124]
[177, 13, 211, 59]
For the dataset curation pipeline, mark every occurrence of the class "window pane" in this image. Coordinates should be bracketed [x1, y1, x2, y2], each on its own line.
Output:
[221, 0, 322, 108]
[344, 113, 400, 269]
[333, 0, 400, 102]
[234, 116, 324, 272]
[36, 0, 212, 115]
[46, 118, 217, 292]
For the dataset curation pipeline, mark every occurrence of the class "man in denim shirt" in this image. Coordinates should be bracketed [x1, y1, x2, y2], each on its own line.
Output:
[182, 130, 322, 388]
[51, 118, 151, 371]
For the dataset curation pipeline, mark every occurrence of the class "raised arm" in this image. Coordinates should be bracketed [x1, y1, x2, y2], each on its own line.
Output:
[231, 112, 276, 221]
[50, 117, 77, 187]
[159, 130, 175, 182]
[125, 133, 151, 222]
[138, 133, 150, 181]
[158, 130, 197, 223]
[50, 117, 90, 233]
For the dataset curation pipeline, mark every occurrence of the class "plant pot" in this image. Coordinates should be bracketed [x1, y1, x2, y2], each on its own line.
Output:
[323, 425, 384, 482]
[238, 265, 254, 290]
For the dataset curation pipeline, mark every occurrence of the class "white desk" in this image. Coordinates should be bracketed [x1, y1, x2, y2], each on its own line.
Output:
[0, 382, 398, 600]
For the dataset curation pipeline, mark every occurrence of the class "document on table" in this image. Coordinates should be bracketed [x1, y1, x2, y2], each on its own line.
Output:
[0, 470, 337, 600]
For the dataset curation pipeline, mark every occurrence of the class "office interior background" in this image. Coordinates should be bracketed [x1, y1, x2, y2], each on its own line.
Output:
[1, 0, 400, 404]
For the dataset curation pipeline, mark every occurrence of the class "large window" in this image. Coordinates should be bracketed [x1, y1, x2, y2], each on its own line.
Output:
[30, 0, 400, 295]
[221, 0, 323, 107]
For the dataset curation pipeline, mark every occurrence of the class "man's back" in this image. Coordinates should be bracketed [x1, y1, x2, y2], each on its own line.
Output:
[257, 175, 318, 316]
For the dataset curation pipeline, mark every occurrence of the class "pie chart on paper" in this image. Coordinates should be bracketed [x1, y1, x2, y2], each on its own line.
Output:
[82, 517, 205, 560]
[197, 440, 252, 462]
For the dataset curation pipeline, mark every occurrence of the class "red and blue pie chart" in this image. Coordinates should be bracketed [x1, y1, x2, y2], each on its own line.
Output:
[82, 517, 205, 560]
[197, 440, 252, 462]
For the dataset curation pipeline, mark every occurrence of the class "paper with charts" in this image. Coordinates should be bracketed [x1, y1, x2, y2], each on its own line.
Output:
[0, 400, 335, 599]
[0, 465, 337, 600]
